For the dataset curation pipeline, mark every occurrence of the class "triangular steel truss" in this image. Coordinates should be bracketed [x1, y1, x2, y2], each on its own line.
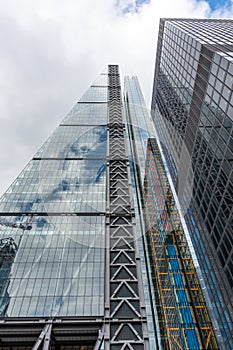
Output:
[104, 65, 149, 349]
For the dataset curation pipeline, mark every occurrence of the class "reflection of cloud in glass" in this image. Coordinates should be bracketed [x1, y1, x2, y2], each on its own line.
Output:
[57, 126, 107, 159]
[0, 236, 18, 316]
[4, 215, 105, 317]
[62, 103, 108, 125]
[126, 101, 194, 216]
[37, 125, 107, 248]
[151, 109, 194, 214]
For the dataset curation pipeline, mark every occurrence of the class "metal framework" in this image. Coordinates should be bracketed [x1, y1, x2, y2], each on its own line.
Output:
[0, 317, 103, 349]
[104, 65, 149, 349]
[144, 138, 218, 350]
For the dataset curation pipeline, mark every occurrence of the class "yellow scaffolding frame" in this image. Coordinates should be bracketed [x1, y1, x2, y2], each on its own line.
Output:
[144, 138, 218, 350]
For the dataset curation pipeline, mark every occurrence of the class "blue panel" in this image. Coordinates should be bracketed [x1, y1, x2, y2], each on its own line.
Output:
[185, 329, 201, 349]
[176, 289, 188, 303]
[167, 246, 176, 257]
[173, 273, 184, 287]
[170, 259, 180, 271]
[180, 307, 194, 324]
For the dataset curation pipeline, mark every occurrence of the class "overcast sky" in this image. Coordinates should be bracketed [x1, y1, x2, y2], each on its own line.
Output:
[0, 0, 233, 197]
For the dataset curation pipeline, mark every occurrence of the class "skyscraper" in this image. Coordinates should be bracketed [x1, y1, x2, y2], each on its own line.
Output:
[151, 19, 233, 350]
[0, 65, 152, 349]
[0, 64, 218, 349]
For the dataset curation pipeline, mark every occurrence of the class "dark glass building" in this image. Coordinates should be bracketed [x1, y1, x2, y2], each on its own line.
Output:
[151, 19, 233, 349]
[0, 64, 218, 349]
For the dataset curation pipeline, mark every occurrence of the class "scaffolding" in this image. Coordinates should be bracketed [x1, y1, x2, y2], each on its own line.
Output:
[144, 138, 218, 350]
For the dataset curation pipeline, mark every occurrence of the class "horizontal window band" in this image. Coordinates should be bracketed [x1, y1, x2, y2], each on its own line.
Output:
[0, 212, 106, 217]
[32, 157, 106, 161]
[0, 315, 104, 325]
[77, 102, 108, 104]
[91, 85, 108, 88]
[0, 212, 135, 217]
[60, 124, 107, 127]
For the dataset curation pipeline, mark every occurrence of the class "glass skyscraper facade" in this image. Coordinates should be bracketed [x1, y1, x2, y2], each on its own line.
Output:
[151, 19, 233, 350]
[0, 63, 219, 349]
[0, 69, 109, 348]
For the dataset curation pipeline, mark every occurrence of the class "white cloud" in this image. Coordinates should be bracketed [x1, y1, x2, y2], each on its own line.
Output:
[115, 0, 150, 14]
[0, 0, 232, 196]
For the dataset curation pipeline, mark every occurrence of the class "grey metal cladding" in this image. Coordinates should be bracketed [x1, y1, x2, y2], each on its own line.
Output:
[105, 65, 149, 350]
[184, 45, 214, 156]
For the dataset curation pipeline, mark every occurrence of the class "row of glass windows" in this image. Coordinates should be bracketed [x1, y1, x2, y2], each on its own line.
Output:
[10, 263, 105, 283]
[165, 22, 202, 54]
[206, 61, 233, 118]
[92, 73, 108, 86]
[0, 201, 105, 213]
[163, 33, 200, 66]
[160, 40, 197, 95]
[3, 295, 104, 317]
[173, 20, 233, 47]
[185, 212, 232, 345]
[0, 215, 105, 236]
[0, 214, 105, 317]
[62, 102, 108, 125]
[13, 248, 104, 263]
[191, 175, 233, 287]
[193, 173, 231, 227]
[0, 158, 106, 213]
[35, 125, 107, 159]
[79, 86, 108, 103]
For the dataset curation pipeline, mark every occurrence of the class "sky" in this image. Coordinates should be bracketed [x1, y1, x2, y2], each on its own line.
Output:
[0, 0, 233, 197]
